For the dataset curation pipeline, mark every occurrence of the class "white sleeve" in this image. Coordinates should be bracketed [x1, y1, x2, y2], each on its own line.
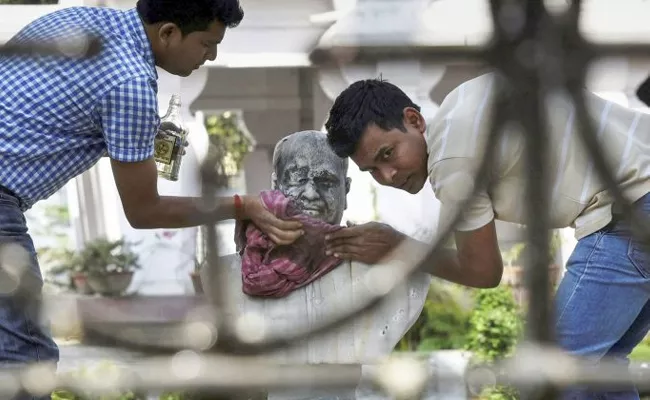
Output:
[430, 157, 494, 232]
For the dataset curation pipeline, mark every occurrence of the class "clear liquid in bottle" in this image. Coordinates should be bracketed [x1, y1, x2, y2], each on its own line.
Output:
[154, 94, 188, 181]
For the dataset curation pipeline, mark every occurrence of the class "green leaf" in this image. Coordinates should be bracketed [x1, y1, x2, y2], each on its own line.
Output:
[204, 111, 252, 179]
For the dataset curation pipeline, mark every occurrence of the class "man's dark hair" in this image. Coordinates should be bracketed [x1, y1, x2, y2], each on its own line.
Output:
[136, 0, 244, 35]
[324, 78, 421, 158]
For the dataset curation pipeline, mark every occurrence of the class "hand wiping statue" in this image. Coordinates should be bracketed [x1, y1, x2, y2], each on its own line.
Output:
[235, 130, 351, 297]
[199, 130, 432, 390]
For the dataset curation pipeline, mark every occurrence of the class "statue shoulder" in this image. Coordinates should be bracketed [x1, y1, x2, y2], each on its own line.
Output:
[349, 260, 371, 270]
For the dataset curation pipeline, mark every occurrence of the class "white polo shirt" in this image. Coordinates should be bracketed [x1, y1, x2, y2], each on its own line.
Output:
[427, 72, 650, 240]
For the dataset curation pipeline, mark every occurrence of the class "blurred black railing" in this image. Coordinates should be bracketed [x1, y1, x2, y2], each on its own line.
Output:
[2, 1, 650, 399]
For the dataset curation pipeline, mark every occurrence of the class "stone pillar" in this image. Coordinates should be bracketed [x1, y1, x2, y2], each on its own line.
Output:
[240, 107, 303, 194]
[312, 74, 334, 130]
[72, 163, 109, 245]
[241, 145, 274, 195]
[239, 70, 318, 194]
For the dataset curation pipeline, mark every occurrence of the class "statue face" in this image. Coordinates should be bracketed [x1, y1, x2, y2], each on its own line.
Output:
[274, 131, 349, 225]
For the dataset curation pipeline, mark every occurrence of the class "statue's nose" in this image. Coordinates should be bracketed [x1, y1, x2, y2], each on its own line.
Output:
[301, 181, 319, 200]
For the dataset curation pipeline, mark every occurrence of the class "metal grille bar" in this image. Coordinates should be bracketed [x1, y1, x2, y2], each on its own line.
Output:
[1, 1, 650, 399]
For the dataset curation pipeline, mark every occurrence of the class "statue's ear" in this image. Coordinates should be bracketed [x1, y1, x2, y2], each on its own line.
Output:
[271, 171, 279, 190]
[344, 177, 351, 209]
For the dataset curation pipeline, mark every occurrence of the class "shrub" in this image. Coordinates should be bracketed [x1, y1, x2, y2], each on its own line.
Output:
[51, 361, 144, 400]
[465, 286, 523, 364]
[478, 385, 519, 400]
[464, 286, 524, 399]
[51, 390, 140, 400]
[396, 281, 472, 352]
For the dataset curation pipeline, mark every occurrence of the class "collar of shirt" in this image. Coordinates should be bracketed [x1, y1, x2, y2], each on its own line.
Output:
[123, 8, 158, 80]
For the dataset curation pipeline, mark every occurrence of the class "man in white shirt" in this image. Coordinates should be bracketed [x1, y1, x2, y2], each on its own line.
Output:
[323, 73, 650, 400]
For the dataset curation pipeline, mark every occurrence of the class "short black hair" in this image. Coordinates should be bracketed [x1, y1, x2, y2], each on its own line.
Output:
[136, 0, 244, 35]
[324, 78, 421, 158]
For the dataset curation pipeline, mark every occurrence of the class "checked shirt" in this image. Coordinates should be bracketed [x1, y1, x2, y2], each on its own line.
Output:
[0, 7, 159, 210]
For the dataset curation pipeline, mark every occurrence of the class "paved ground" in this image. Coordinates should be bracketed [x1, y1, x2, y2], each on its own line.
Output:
[57, 340, 161, 399]
[57, 339, 146, 372]
[55, 342, 469, 400]
[56, 340, 650, 400]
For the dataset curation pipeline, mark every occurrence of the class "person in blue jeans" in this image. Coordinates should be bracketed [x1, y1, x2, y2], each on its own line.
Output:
[321, 73, 650, 399]
[0, 1, 305, 399]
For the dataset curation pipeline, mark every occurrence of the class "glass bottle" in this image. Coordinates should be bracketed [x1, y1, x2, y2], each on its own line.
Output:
[154, 94, 189, 181]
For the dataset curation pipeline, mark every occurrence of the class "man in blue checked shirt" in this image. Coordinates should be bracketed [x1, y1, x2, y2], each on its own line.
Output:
[0, 0, 305, 391]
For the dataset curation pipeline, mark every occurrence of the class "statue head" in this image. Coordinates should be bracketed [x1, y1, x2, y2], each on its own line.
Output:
[271, 130, 351, 225]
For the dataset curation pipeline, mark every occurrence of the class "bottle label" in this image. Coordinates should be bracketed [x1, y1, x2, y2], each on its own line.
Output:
[154, 132, 177, 165]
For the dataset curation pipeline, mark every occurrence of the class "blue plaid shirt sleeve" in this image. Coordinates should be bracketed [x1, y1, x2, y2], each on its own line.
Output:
[98, 77, 159, 162]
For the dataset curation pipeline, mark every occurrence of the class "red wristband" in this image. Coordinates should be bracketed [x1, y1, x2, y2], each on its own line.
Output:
[233, 194, 244, 220]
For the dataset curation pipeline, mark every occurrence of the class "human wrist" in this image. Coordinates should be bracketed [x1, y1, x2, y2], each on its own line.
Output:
[393, 228, 406, 246]
[394, 234, 428, 259]
[233, 194, 247, 220]
[386, 225, 407, 250]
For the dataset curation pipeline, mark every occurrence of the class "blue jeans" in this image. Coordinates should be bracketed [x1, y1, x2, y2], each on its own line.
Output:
[0, 190, 59, 399]
[556, 193, 650, 400]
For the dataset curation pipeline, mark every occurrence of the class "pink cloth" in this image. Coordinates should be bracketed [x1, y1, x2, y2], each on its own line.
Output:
[235, 190, 344, 298]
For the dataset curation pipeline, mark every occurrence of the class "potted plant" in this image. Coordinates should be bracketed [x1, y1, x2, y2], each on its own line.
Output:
[151, 229, 205, 295]
[32, 204, 91, 294]
[500, 231, 562, 306]
[42, 247, 93, 295]
[80, 238, 141, 296]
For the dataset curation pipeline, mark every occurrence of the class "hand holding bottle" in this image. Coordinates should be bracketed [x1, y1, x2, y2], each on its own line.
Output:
[155, 94, 188, 181]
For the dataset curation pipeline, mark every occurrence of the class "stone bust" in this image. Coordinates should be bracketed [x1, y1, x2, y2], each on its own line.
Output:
[271, 130, 351, 225]
[202, 130, 431, 400]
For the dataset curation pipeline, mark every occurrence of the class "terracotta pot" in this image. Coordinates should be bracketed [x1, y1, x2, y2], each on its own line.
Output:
[71, 272, 94, 295]
[501, 266, 520, 286]
[190, 271, 203, 294]
[86, 271, 134, 296]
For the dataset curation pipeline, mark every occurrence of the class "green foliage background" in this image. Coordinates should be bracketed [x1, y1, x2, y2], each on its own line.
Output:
[397, 282, 523, 400]
[204, 111, 252, 178]
[396, 281, 472, 352]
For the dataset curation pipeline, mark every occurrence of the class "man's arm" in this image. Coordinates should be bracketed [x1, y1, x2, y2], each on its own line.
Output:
[98, 77, 302, 242]
[423, 157, 503, 287]
[111, 158, 235, 228]
[111, 158, 303, 244]
[418, 220, 504, 288]
[326, 220, 503, 288]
